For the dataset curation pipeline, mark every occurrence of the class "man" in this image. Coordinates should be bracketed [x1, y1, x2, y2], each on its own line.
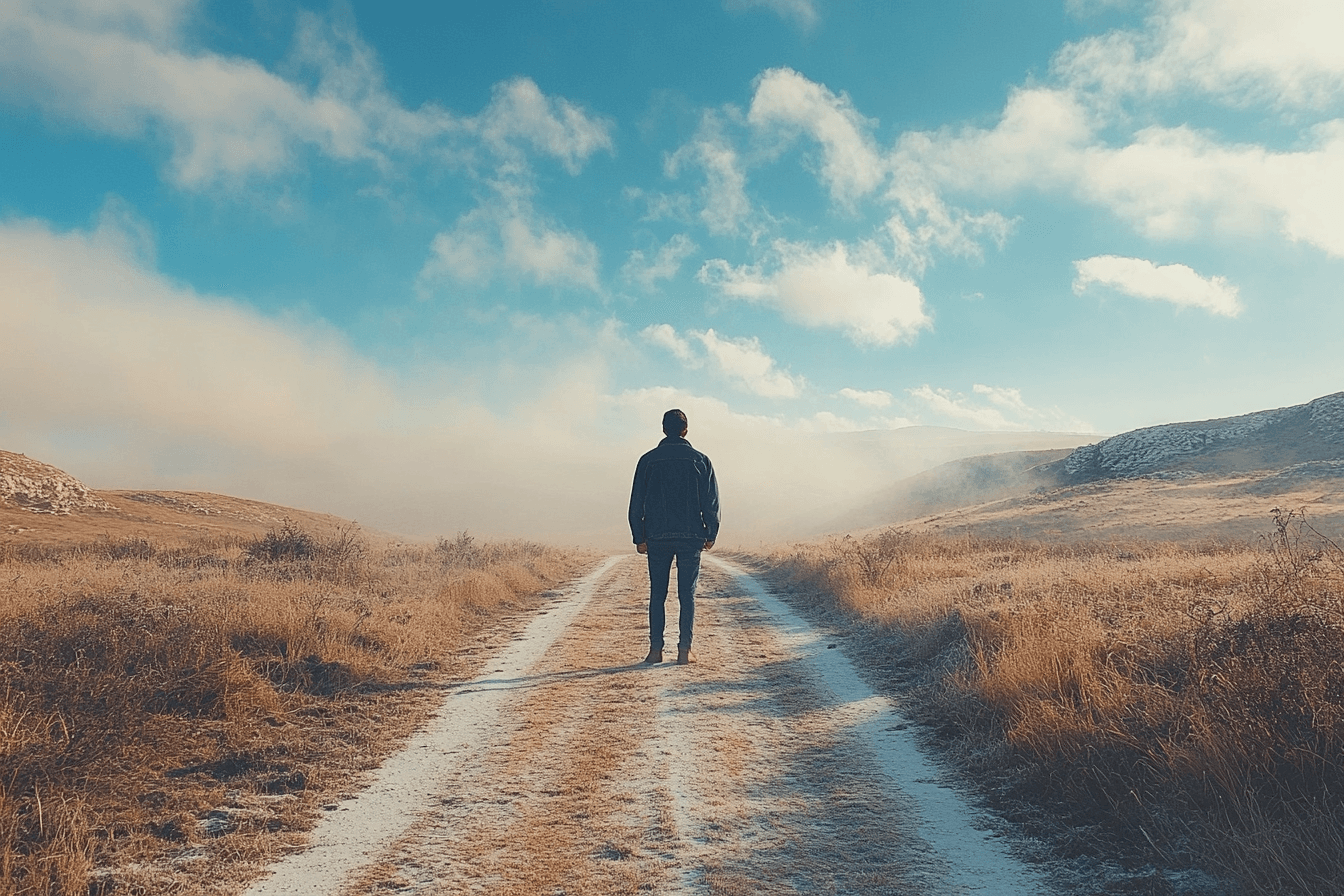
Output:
[628, 408, 720, 665]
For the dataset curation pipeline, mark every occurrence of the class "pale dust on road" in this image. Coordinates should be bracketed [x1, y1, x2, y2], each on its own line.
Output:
[244, 555, 1049, 896]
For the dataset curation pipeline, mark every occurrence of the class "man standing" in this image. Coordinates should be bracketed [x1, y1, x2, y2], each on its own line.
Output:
[628, 408, 720, 665]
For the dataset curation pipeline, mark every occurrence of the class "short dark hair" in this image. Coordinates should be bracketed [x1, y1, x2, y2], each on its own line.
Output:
[662, 408, 688, 436]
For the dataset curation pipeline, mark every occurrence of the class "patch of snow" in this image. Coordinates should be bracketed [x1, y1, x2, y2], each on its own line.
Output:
[1062, 392, 1344, 479]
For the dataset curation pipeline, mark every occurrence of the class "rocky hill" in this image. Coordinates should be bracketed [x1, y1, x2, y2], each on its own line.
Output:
[824, 390, 1344, 538]
[1043, 391, 1344, 483]
[1, 449, 368, 546]
[0, 450, 114, 514]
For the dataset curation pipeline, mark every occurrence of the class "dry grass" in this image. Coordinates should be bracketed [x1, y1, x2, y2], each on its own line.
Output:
[0, 524, 594, 895]
[755, 509, 1344, 895]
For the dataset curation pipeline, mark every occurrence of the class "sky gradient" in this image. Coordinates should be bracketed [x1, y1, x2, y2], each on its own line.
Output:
[2, 0, 1342, 542]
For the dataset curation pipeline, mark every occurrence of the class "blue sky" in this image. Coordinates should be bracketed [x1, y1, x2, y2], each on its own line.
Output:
[2, 0, 1343, 541]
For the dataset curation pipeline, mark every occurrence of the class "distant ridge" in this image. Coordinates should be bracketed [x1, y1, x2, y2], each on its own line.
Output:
[826, 390, 1344, 535]
[0, 450, 113, 514]
[1042, 391, 1344, 483]
[1, 448, 367, 545]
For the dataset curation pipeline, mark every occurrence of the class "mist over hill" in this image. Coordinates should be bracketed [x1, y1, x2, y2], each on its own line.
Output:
[822, 391, 1344, 539]
[1040, 391, 1344, 483]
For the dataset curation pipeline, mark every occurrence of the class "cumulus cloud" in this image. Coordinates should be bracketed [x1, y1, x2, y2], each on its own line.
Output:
[642, 324, 803, 398]
[640, 323, 699, 366]
[698, 240, 931, 346]
[419, 200, 602, 293]
[665, 111, 754, 235]
[837, 387, 892, 408]
[468, 76, 615, 173]
[875, 1, 1344, 259]
[695, 329, 803, 398]
[0, 212, 393, 452]
[621, 234, 697, 290]
[1055, 0, 1344, 110]
[748, 68, 885, 204]
[724, 0, 819, 31]
[0, 4, 611, 188]
[890, 83, 1344, 256]
[1072, 255, 1241, 316]
[909, 384, 1095, 432]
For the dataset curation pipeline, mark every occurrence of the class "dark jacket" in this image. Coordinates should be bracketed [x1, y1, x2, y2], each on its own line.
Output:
[628, 436, 720, 544]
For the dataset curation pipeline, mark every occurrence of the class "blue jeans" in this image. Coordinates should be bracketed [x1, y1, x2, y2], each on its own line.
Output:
[646, 539, 702, 649]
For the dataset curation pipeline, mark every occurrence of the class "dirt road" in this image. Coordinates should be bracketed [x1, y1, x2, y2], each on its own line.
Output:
[244, 555, 1049, 895]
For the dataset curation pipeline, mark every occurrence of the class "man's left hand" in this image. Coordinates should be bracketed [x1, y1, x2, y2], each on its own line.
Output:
[703, 540, 715, 551]
[637, 542, 648, 554]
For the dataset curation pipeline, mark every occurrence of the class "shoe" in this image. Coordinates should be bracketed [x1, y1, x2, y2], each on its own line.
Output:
[676, 646, 694, 665]
[643, 647, 663, 664]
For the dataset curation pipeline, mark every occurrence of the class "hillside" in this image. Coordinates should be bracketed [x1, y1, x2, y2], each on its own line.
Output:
[825, 391, 1344, 541]
[1041, 391, 1344, 483]
[1, 449, 366, 545]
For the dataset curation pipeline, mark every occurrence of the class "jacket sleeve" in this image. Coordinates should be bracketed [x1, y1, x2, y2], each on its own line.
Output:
[628, 456, 648, 544]
[700, 455, 720, 542]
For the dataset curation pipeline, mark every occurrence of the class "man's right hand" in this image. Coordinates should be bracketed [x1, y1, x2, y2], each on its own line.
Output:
[637, 542, 648, 554]
[703, 540, 715, 551]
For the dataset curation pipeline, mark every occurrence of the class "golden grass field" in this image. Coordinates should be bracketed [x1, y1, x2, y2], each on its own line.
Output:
[6, 443, 1344, 895]
[754, 508, 1344, 895]
[0, 518, 594, 895]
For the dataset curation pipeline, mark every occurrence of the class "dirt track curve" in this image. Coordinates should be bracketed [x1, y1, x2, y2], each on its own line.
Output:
[243, 555, 1049, 896]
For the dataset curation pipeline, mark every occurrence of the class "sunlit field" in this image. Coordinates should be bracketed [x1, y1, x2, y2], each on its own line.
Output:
[0, 525, 592, 895]
[755, 510, 1344, 895]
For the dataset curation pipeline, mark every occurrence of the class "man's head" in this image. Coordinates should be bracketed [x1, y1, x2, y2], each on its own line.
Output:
[662, 408, 688, 437]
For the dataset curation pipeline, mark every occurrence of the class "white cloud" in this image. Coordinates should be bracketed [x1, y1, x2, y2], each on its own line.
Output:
[695, 329, 803, 398]
[641, 324, 802, 398]
[499, 215, 602, 291]
[641, 323, 699, 366]
[470, 76, 614, 174]
[891, 83, 1344, 257]
[1055, 0, 1344, 110]
[666, 111, 754, 235]
[884, 200, 1016, 276]
[837, 387, 892, 408]
[723, 0, 819, 31]
[909, 384, 1095, 432]
[418, 198, 602, 294]
[0, 213, 392, 451]
[622, 234, 698, 290]
[699, 240, 931, 346]
[748, 68, 885, 204]
[0, 4, 612, 188]
[1072, 254, 1241, 316]
[909, 385, 1022, 431]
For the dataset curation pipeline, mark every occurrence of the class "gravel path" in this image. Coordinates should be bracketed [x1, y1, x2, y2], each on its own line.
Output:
[243, 555, 1050, 896]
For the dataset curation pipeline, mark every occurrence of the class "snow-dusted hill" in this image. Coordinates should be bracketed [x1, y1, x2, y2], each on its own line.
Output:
[820, 391, 1344, 534]
[1046, 391, 1344, 483]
